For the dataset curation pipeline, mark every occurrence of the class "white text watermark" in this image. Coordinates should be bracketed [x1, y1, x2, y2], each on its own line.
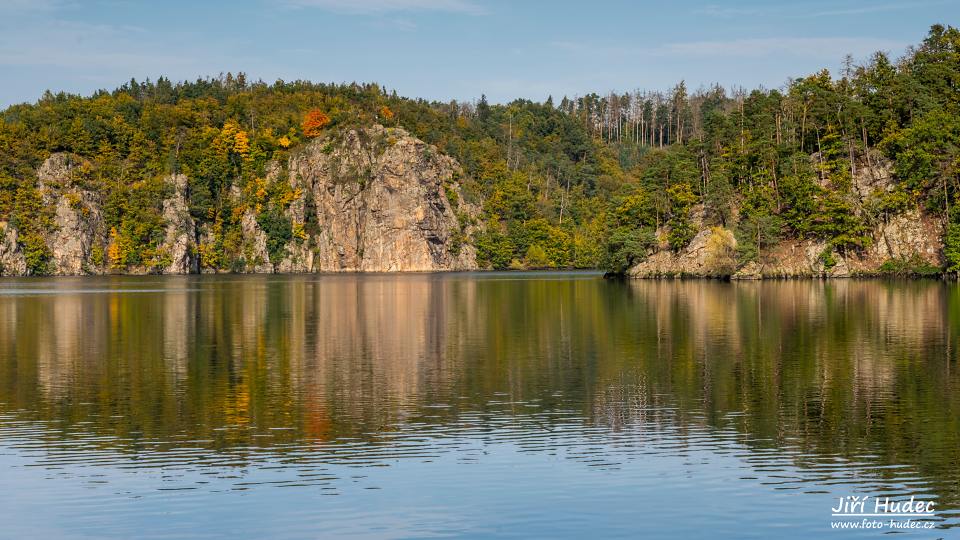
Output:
[830, 495, 936, 530]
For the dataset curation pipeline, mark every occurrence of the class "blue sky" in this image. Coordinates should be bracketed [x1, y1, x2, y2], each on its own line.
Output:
[0, 0, 955, 107]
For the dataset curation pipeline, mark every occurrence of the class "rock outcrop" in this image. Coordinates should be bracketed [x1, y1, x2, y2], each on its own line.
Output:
[238, 209, 274, 273]
[0, 125, 477, 276]
[737, 209, 945, 279]
[281, 125, 476, 272]
[0, 223, 27, 276]
[628, 208, 737, 277]
[629, 155, 946, 279]
[37, 154, 107, 276]
[160, 174, 198, 274]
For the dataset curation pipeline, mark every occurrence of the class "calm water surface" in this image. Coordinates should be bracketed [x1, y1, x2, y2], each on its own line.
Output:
[0, 273, 959, 539]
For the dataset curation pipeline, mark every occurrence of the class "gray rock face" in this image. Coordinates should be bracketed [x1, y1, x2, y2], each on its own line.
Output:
[280, 125, 477, 272]
[2, 128, 476, 276]
[37, 154, 106, 276]
[628, 206, 737, 278]
[872, 209, 943, 262]
[631, 154, 946, 279]
[743, 209, 945, 278]
[628, 228, 736, 277]
[160, 174, 198, 274]
[852, 154, 895, 200]
[0, 223, 27, 276]
[239, 210, 274, 273]
[635, 210, 945, 279]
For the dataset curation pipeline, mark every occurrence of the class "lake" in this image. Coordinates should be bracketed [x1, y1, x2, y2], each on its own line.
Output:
[0, 273, 958, 539]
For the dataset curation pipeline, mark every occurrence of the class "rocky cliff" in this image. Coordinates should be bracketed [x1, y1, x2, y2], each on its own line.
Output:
[39, 154, 108, 275]
[628, 156, 946, 279]
[276, 125, 477, 272]
[0, 125, 477, 276]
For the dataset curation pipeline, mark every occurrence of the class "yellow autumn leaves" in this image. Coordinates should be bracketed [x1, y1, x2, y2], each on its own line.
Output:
[107, 226, 171, 270]
[214, 120, 251, 161]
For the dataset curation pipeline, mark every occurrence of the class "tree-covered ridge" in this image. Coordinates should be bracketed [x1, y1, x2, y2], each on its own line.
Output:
[586, 24, 960, 273]
[0, 24, 957, 275]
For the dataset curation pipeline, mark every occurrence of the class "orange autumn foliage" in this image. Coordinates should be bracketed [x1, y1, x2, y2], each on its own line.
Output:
[301, 109, 331, 138]
[379, 105, 394, 121]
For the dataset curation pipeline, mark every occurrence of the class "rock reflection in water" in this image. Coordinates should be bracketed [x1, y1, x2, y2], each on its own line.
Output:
[0, 274, 958, 537]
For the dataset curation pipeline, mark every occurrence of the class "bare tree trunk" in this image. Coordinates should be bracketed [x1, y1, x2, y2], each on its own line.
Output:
[945, 174, 950, 221]
[739, 96, 745, 153]
[816, 130, 824, 182]
[558, 173, 570, 226]
[775, 112, 782, 145]
[507, 114, 512, 169]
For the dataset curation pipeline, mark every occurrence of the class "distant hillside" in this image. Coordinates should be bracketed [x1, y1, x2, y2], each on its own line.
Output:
[0, 24, 957, 277]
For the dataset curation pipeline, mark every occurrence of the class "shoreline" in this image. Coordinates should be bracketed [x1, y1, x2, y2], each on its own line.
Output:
[613, 273, 954, 281]
[0, 268, 952, 281]
[0, 268, 607, 280]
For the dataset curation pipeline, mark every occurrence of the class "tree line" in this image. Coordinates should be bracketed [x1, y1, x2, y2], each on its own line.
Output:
[0, 25, 957, 274]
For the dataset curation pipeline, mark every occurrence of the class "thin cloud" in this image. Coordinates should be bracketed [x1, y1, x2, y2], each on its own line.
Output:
[554, 36, 907, 61]
[0, 48, 194, 69]
[694, 5, 765, 18]
[368, 17, 418, 31]
[0, 20, 197, 71]
[0, 0, 75, 11]
[804, 1, 952, 17]
[662, 37, 907, 58]
[696, 1, 949, 19]
[280, 0, 485, 15]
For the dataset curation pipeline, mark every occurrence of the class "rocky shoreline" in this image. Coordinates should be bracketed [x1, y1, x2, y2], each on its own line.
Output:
[626, 155, 947, 281]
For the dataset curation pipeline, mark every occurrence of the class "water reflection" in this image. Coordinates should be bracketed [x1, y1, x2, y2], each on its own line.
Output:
[0, 274, 958, 538]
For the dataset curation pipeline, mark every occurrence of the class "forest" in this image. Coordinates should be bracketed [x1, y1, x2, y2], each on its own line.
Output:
[0, 24, 957, 275]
